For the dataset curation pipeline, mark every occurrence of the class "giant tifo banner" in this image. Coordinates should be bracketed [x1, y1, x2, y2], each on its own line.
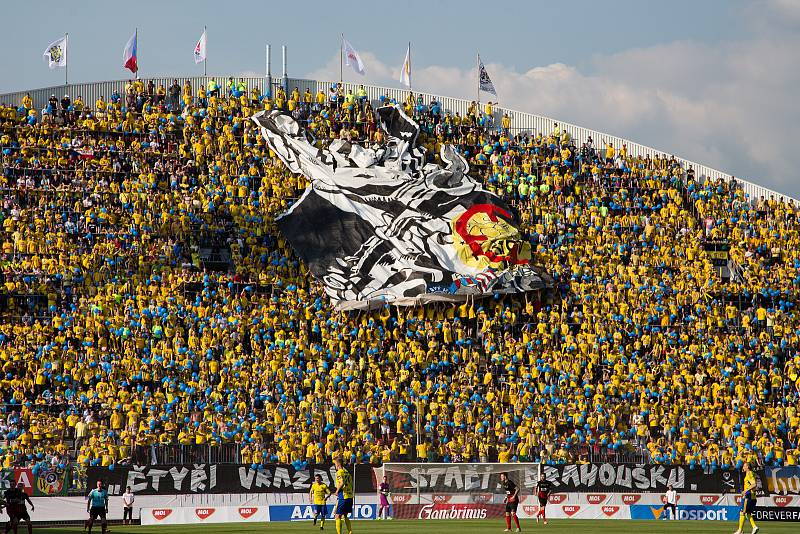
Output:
[86, 463, 374, 496]
[252, 106, 553, 310]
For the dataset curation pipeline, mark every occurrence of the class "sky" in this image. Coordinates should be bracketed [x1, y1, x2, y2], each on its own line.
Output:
[2, 0, 799, 196]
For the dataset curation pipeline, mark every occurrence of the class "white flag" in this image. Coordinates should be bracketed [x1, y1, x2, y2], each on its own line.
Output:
[478, 53, 497, 97]
[43, 36, 67, 69]
[194, 28, 207, 64]
[342, 37, 365, 75]
[399, 43, 411, 88]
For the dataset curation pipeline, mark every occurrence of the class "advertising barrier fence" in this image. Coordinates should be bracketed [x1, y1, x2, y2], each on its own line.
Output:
[753, 506, 800, 522]
[34, 464, 800, 523]
[141, 505, 271, 525]
[1, 77, 794, 207]
[386, 493, 747, 521]
[19, 492, 782, 524]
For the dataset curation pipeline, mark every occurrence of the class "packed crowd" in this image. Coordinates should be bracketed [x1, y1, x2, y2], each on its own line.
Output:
[0, 77, 798, 476]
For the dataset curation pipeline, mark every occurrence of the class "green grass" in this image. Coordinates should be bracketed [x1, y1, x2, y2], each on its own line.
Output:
[38, 520, 793, 534]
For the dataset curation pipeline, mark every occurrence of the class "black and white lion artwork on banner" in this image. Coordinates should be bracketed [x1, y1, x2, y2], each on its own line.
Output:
[252, 104, 553, 310]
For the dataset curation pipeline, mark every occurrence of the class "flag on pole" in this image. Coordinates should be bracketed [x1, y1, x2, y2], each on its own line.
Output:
[477, 54, 497, 96]
[342, 37, 365, 75]
[123, 29, 138, 74]
[43, 36, 68, 69]
[194, 28, 207, 64]
[399, 43, 411, 88]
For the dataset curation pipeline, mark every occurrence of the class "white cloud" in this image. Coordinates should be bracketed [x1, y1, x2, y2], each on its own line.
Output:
[303, 18, 800, 198]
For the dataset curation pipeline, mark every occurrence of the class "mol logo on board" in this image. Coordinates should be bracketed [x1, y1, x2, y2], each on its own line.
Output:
[562, 505, 580, 517]
[621, 494, 641, 505]
[195, 508, 215, 520]
[238, 508, 258, 519]
[549, 494, 566, 504]
[700, 495, 720, 505]
[586, 494, 606, 504]
[151, 509, 172, 521]
[601, 506, 619, 517]
[392, 494, 412, 504]
[523, 506, 539, 515]
[773, 496, 793, 507]
[432, 495, 452, 503]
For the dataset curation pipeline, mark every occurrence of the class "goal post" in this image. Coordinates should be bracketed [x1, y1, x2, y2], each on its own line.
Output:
[375, 463, 540, 520]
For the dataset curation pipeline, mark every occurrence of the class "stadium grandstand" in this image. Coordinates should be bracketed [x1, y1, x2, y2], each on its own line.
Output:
[0, 72, 798, 487]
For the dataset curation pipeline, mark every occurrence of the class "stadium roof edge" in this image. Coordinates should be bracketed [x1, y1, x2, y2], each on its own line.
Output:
[1, 76, 795, 204]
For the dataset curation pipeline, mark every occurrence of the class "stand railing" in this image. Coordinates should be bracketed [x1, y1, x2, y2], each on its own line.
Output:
[1, 76, 794, 205]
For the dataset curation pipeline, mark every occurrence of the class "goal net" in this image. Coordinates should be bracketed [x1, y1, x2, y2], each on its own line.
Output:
[375, 463, 540, 520]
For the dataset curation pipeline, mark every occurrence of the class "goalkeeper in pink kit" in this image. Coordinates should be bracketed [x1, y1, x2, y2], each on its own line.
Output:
[378, 475, 392, 520]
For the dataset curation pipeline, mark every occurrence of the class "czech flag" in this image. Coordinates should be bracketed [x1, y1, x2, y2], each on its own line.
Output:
[123, 29, 138, 74]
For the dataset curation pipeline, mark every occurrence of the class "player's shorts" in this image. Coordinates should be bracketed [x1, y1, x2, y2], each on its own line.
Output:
[7, 506, 29, 522]
[335, 498, 353, 516]
[314, 504, 328, 516]
[90, 506, 107, 520]
[741, 497, 756, 514]
[538, 496, 548, 507]
[505, 500, 519, 514]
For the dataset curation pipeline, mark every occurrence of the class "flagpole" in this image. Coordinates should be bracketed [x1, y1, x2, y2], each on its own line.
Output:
[135, 27, 139, 80]
[203, 26, 207, 76]
[64, 33, 68, 86]
[339, 34, 344, 84]
[409, 41, 412, 93]
[476, 52, 480, 120]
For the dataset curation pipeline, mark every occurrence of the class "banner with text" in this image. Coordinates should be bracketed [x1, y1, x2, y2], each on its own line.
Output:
[87, 464, 374, 496]
[540, 464, 739, 494]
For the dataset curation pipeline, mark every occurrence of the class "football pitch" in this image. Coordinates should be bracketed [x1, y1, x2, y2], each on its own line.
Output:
[38, 521, 794, 534]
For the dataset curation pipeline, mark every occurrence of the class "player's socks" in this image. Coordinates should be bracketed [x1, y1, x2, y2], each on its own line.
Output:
[335, 517, 342, 534]
[749, 516, 757, 529]
[513, 515, 520, 530]
[343, 516, 352, 534]
[738, 514, 746, 533]
[506, 515, 512, 529]
[320, 517, 326, 529]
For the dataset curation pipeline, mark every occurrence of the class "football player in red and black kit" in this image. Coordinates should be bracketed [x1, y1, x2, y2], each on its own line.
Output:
[535, 473, 553, 525]
[500, 472, 521, 532]
[4, 482, 34, 534]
